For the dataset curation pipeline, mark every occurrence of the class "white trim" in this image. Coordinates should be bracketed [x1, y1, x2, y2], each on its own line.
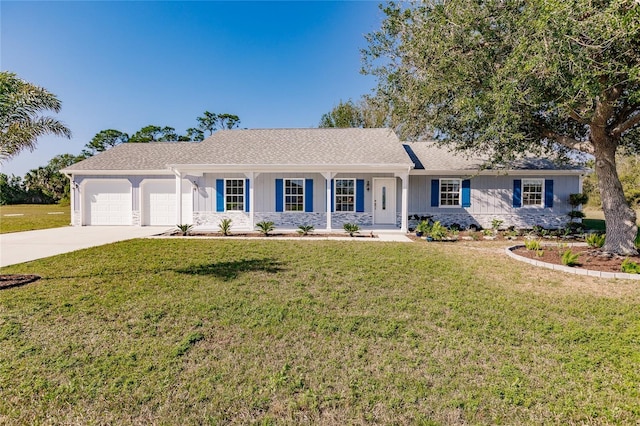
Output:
[283, 178, 306, 213]
[439, 178, 462, 208]
[521, 178, 545, 207]
[409, 169, 584, 176]
[334, 178, 356, 213]
[170, 164, 412, 174]
[63, 169, 174, 176]
[224, 178, 246, 212]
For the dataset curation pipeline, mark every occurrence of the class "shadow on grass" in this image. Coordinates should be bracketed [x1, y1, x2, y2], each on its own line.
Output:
[174, 258, 285, 280]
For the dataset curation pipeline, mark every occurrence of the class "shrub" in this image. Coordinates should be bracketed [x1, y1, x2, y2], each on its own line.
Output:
[297, 224, 314, 236]
[525, 239, 541, 251]
[567, 210, 586, 220]
[429, 221, 448, 241]
[491, 218, 504, 232]
[621, 258, 640, 274]
[176, 223, 193, 236]
[569, 193, 589, 208]
[218, 218, 232, 236]
[415, 220, 431, 235]
[448, 223, 462, 231]
[256, 221, 275, 236]
[343, 223, 360, 237]
[561, 249, 580, 267]
[586, 233, 605, 248]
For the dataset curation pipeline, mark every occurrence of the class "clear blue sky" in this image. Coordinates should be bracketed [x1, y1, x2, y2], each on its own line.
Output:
[1, 1, 384, 177]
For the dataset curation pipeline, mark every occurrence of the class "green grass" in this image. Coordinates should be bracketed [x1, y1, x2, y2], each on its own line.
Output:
[1, 239, 639, 424]
[0, 204, 70, 234]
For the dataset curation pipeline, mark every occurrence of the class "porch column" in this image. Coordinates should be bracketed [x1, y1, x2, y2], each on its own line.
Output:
[69, 177, 75, 226]
[396, 172, 409, 233]
[174, 170, 183, 225]
[322, 172, 336, 231]
[244, 172, 259, 230]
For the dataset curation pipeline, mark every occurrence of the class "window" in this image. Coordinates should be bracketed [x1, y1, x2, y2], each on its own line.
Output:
[284, 178, 304, 212]
[335, 179, 355, 212]
[440, 179, 461, 206]
[522, 179, 543, 206]
[225, 179, 244, 211]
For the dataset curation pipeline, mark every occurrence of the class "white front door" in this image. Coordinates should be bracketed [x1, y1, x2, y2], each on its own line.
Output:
[373, 178, 396, 224]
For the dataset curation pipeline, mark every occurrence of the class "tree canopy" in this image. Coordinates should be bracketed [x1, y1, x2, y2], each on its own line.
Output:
[81, 129, 129, 156]
[319, 96, 389, 128]
[0, 71, 71, 162]
[364, 0, 640, 255]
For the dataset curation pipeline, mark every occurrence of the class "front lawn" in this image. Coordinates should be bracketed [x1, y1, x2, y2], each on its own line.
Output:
[0, 204, 70, 234]
[1, 239, 639, 424]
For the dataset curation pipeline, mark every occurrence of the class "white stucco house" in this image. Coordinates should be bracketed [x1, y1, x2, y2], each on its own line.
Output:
[61, 128, 586, 231]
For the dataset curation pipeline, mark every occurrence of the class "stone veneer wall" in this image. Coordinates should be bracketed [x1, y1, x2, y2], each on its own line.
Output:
[193, 211, 251, 229]
[255, 213, 327, 229]
[407, 212, 569, 230]
[132, 210, 141, 226]
[331, 212, 373, 228]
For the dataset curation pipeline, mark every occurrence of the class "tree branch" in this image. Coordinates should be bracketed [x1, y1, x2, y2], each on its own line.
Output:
[611, 111, 640, 137]
[568, 109, 588, 125]
[541, 128, 594, 154]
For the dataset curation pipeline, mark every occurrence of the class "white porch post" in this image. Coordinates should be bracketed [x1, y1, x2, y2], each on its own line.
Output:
[397, 172, 409, 232]
[174, 170, 183, 224]
[244, 172, 259, 230]
[69, 176, 75, 226]
[322, 172, 335, 231]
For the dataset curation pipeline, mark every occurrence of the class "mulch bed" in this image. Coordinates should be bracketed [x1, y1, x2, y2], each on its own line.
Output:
[512, 245, 640, 273]
[170, 232, 378, 238]
[0, 274, 41, 290]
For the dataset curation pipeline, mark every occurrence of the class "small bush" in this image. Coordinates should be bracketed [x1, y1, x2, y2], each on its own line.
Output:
[429, 221, 448, 241]
[256, 221, 275, 236]
[176, 223, 194, 236]
[561, 249, 580, 267]
[219, 218, 232, 236]
[343, 223, 360, 237]
[491, 218, 504, 232]
[415, 220, 431, 235]
[586, 233, 605, 248]
[448, 223, 462, 231]
[567, 210, 586, 220]
[621, 258, 640, 274]
[525, 239, 541, 251]
[535, 250, 544, 257]
[297, 224, 314, 236]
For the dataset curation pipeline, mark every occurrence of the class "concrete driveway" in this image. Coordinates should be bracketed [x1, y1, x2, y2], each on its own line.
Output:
[0, 226, 170, 267]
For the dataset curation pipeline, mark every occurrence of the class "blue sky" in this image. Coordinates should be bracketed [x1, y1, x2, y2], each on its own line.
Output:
[1, 1, 384, 177]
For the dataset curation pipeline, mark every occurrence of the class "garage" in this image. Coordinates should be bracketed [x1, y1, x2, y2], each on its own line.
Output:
[83, 180, 132, 225]
[142, 180, 192, 226]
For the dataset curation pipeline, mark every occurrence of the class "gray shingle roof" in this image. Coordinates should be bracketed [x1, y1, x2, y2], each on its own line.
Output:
[64, 128, 413, 172]
[63, 128, 584, 173]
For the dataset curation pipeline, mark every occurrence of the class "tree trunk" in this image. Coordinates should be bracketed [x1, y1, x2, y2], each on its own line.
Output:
[592, 137, 639, 256]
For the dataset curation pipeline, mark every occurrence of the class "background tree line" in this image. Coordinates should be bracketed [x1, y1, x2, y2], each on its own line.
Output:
[0, 111, 240, 205]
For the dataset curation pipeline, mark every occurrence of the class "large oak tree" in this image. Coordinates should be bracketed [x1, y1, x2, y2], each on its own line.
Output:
[364, 0, 640, 255]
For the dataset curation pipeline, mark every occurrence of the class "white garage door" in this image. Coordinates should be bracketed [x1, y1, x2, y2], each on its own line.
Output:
[143, 180, 176, 226]
[84, 180, 132, 225]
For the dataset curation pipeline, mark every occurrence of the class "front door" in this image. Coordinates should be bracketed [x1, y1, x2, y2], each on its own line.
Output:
[373, 178, 396, 224]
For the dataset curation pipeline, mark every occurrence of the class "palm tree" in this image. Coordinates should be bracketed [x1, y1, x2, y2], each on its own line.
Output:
[0, 71, 71, 162]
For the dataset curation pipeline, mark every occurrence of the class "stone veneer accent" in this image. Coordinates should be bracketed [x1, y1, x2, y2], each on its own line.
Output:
[194, 211, 251, 229]
[407, 213, 569, 230]
[255, 212, 327, 229]
[132, 210, 141, 226]
[331, 212, 373, 228]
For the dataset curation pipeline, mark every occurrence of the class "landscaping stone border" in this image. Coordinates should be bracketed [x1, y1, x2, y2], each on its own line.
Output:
[505, 244, 640, 281]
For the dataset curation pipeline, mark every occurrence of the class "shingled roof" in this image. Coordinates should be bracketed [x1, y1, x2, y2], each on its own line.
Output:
[63, 128, 413, 172]
[63, 128, 583, 174]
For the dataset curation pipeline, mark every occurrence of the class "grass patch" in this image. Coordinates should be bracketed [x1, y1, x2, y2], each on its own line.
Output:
[0, 204, 70, 233]
[1, 239, 639, 424]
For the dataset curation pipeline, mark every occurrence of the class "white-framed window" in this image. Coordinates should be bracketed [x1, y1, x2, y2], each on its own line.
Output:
[440, 179, 461, 207]
[522, 179, 544, 206]
[284, 178, 304, 212]
[335, 179, 355, 212]
[225, 179, 244, 211]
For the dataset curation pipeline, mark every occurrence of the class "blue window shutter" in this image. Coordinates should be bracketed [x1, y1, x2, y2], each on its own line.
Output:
[275, 179, 283, 212]
[331, 179, 334, 212]
[216, 179, 224, 212]
[356, 179, 365, 212]
[431, 179, 439, 207]
[544, 179, 554, 208]
[305, 179, 313, 212]
[461, 179, 471, 207]
[513, 179, 522, 208]
[245, 178, 250, 212]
